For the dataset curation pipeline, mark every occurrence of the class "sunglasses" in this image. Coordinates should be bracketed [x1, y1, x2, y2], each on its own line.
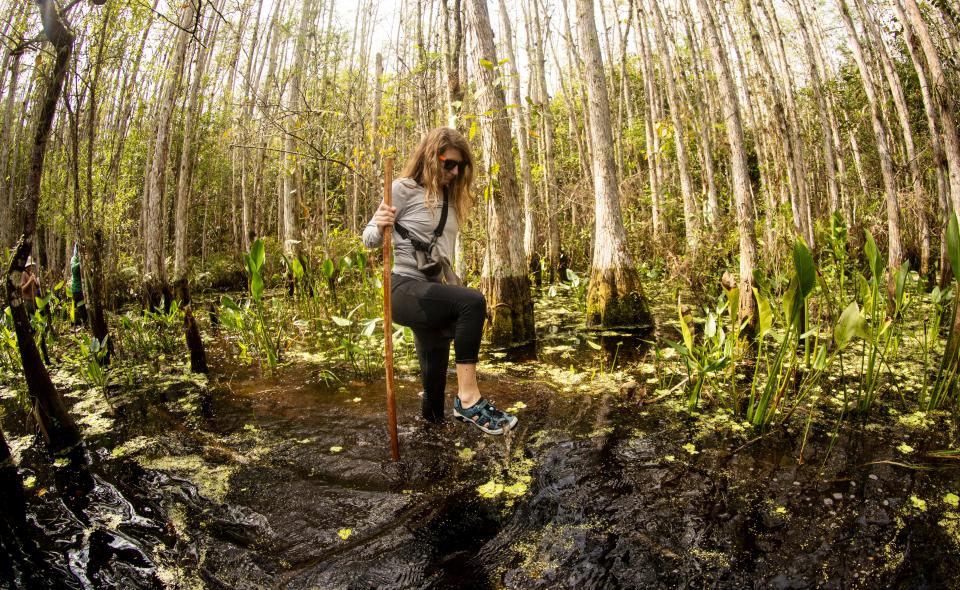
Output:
[439, 154, 468, 172]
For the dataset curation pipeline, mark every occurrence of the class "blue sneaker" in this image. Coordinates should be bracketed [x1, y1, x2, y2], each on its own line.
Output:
[453, 397, 518, 435]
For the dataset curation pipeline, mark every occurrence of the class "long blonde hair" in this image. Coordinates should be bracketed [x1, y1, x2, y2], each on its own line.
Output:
[399, 127, 474, 224]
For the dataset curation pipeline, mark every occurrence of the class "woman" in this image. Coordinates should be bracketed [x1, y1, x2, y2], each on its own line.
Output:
[363, 128, 518, 435]
[20, 256, 40, 316]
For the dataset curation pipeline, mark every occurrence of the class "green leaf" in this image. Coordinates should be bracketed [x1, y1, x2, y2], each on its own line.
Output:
[813, 342, 828, 370]
[753, 288, 773, 339]
[322, 258, 335, 279]
[678, 295, 693, 350]
[585, 339, 602, 350]
[704, 314, 717, 339]
[864, 229, 883, 280]
[948, 213, 960, 285]
[250, 270, 264, 301]
[469, 119, 478, 141]
[895, 260, 910, 309]
[251, 238, 265, 271]
[291, 258, 304, 280]
[331, 316, 352, 327]
[479, 58, 495, 69]
[221, 295, 241, 312]
[361, 318, 380, 337]
[793, 240, 816, 298]
[782, 276, 799, 328]
[704, 357, 730, 373]
[725, 286, 739, 329]
[834, 301, 868, 348]
[932, 285, 943, 304]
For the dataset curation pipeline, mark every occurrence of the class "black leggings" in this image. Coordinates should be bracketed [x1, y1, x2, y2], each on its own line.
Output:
[391, 274, 486, 421]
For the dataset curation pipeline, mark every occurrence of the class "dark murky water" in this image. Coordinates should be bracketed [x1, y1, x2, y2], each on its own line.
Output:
[3, 292, 960, 588]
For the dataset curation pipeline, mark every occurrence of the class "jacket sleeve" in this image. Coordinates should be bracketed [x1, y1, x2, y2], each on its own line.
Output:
[361, 220, 382, 249]
[362, 179, 406, 249]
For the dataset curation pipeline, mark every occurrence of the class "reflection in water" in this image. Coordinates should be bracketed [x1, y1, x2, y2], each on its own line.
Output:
[3, 290, 960, 588]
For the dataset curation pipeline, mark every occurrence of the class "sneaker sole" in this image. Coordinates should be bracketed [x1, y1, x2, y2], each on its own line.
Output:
[452, 409, 518, 435]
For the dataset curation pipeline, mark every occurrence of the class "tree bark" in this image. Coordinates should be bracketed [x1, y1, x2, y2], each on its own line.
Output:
[837, 0, 903, 270]
[647, 0, 700, 255]
[283, 0, 318, 263]
[5, 0, 83, 456]
[788, 0, 841, 220]
[741, 0, 810, 248]
[898, 0, 960, 217]
[466, 0, 535, 347]
[497, 0, 537, 266]
[891, 0, 950, 283]
[143, 0, 197, 308]
[576, 0, 652, 329]
[173, 1, 219, 374]
[0, 49, 22, 248]
[530, 0, 559, 277]
[856, 0, 928, 274]
[899, 0, 960, 286]
[678, 0, 718, 227]
[634, 5, 662, 239]
[696, 0, 758, 327]
[174, 1, 219, 281]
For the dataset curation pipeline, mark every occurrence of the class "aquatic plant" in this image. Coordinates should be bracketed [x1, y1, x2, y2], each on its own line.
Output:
[919, 284, 951, 409]
[72, 334, 109, 390]
[329, 302, 409, 376]
[0, 307, 21, 373]
[927, 215, 960, 409]
[220, 239, 282, 369]
[668, 293, 732, 410]
[845, 230, 909, 416]
[747, 240, 817, 427]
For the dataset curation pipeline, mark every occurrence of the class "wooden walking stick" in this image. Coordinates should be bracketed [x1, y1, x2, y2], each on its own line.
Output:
[383, 157, 400, 461]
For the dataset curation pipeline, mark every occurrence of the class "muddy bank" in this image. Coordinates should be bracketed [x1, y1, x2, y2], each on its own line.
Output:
[3, 354, 960, 589]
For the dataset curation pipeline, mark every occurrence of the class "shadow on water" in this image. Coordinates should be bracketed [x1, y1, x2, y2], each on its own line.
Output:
[4, 289, 960, 588]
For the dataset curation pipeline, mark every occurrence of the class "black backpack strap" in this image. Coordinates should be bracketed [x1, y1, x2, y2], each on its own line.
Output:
[433, 189, 449, 239]
[393, 223, 432, 251]
[394, 189, 449, 252]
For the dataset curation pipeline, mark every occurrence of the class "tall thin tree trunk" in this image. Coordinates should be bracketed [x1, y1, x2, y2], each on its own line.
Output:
[466, 0, 535, 346]
[741, 0, 810, 248]
[173, 1, 219, 374]
[497, 0, 538, 270]
[577, 0, 652, 328]
[174, 2, 219, 280]
[898, 0, 960, 212]
[647, 0, 700, 255]
[678, 0, 718, 227]
[635, 5, 661, 239]
[758, 0, 813, 248]
[697, 0, 758, 327]
[5, 0, 83, 455]
[891, 0, 950, 283]
[0, 50, 22, 248]
[143, 0, 197, 307]
[789, 0, 841, 220]
[858, 0, 929, 273]
[531, 0, 559, 277]
[283, 0, 318, 264]
[837, 0, 903, 270]
[82, 4, 113, 360]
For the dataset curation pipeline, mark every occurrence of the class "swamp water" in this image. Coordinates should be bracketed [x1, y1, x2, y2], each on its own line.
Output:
[3, 294, 960, 589]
